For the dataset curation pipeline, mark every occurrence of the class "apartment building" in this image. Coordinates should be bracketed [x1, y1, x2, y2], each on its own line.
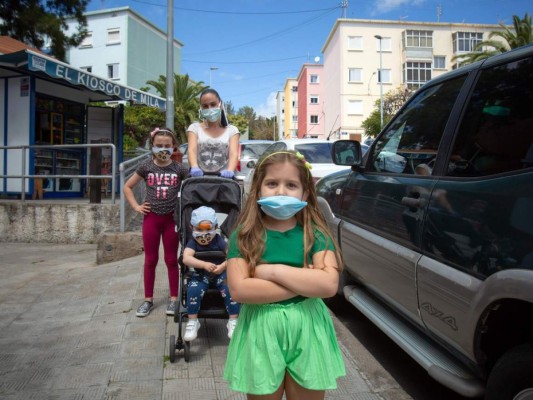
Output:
[278, 19, 500, 140]
[283, 78, 298, 138]
[275, 90, 284, 140]
[66, 7, 183, 91]
[319, 18, 501, 141]
[296, 63, 326, 139]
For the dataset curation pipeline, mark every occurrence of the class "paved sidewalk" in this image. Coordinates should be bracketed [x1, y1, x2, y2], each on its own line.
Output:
[0, 243, 408, 400]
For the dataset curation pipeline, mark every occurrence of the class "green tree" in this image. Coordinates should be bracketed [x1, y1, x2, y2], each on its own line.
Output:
[0, 0, 88, 61]
[145, 73, 206, 143]
[250, 117, 276, 140]
[453, 13, 532, 65]
[227, 114, 248, 135]
[124, 105, 165, 148]
[224, 101, 236, 115]
[362, 86, 414, 137]
[238, 106, 257, 124]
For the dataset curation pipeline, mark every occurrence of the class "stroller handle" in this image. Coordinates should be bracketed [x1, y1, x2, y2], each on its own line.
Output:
[192, 171, 237, 180]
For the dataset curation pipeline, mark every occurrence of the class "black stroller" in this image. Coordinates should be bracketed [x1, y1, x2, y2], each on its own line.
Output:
[169, 176, 242, 362]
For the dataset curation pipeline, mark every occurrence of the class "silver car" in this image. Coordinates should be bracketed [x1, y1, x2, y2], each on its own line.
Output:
[243, 139, 356, 198]
[179, 140, 272, 180]
[234, 140, 273, 181]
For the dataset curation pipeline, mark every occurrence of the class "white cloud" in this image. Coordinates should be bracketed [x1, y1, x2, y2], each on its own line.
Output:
[372, 0, 425, 14]
[255, 92, 277, 118]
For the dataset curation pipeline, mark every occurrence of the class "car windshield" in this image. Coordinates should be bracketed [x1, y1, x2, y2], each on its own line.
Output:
[294, 143, 333, 163]
[241, 143, 272, 158]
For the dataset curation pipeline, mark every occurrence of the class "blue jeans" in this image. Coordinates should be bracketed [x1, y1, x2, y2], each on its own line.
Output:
[186, 271, 240, 315]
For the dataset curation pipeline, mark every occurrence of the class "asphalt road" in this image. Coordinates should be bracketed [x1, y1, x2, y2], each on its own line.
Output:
[327, 295, 472, 400]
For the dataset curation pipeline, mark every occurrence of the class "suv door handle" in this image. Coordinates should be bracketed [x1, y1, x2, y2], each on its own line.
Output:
[401, 196, 424, 208]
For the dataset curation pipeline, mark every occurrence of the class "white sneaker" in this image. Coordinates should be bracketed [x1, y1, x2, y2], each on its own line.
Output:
[183, 319, 201, 341]
[227, 318, 238, 339]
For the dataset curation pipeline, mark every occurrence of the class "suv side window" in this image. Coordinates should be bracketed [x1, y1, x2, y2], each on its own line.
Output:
[369, 76, 467, 175]
[447, 56, 533, 176]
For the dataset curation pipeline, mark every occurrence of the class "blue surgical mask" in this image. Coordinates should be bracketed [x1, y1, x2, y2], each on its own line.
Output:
[199, 107, 221, 122]
[152, 146, 172, 161]
[257, 196, 307, 220]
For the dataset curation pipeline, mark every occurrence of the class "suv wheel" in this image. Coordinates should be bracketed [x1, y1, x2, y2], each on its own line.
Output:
[485, 344, 533, 400]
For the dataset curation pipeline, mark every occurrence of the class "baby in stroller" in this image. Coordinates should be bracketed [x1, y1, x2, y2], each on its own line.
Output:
[182, 206, 240, 340]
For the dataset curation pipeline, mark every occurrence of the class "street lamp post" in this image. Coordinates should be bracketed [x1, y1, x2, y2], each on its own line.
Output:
[209, 67, 218, 87]
[165, 0, 174, 130]
[374, 35, 384, 131]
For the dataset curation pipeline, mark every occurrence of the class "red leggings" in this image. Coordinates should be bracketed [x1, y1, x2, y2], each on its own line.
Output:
[142, 212, 179, 298]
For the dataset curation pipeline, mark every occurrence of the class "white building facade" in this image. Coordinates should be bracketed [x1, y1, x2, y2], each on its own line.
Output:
[320, 19, 501, 141]
[275, 90, 284, 140]
[66, 7, 183, 91]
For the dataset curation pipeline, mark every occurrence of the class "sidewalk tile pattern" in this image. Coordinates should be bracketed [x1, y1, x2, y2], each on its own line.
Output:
[0, 243, 384, 400]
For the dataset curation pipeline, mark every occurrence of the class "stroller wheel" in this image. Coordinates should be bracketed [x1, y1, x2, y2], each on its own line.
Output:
[169, 335, 176, 363]
[184, 341, 191, 362]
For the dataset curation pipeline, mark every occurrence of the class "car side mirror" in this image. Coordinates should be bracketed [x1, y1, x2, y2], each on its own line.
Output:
[331, 140, 362, 166]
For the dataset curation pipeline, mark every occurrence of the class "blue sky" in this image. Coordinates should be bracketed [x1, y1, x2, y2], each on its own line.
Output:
[87, 0, 531, 116]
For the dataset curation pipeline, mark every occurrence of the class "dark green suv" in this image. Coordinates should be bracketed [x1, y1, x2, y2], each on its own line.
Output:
[317, 45, 533, 399]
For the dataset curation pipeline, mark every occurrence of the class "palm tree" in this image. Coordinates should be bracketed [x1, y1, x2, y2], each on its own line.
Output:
[454, 13, 532, 65]
[146, 74, 206, 143]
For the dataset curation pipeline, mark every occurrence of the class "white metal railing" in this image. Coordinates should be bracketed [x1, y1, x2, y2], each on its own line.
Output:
[0, 143, 117, 201]
[1, 143, 152, 232]
[119, 151, 151, 232]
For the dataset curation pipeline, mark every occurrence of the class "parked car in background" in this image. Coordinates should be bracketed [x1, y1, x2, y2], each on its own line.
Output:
[235, 140, 273, 182]
[178, 140, 271, 179]
[317, 45, 533, 399]
[178, 143, 188, 170]
[243, 139, 353, 198]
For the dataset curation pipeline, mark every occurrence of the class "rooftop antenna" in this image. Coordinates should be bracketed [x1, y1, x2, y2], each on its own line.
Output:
[437, 3, 442, 22]
[341, 0, 348, 18]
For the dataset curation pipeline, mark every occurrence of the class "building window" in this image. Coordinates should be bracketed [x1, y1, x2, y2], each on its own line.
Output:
[107, 28, 120, 45]
[349, 68, 362, 82]
[347, 36, 363, 50]
[434, 56, 446, 69]
[310, 96, 319, 104]
[452, 32, 483, 53]
[81, 66, 92, 73]
[310, 115, 319, 124]
[452, 62, 466, 70]
[80, 32, 93, 48]
[376, 37, 392, 51]
[403, 30, 433, 48]
[292, 86, 298, 92]
[347, 100, 363, 115]
[378, 69, 391, 84]
[292, 115, 298, 122]
[403, 62, 432, 89]
[107, 63, 119, 79]
[309, 75, 319, 84]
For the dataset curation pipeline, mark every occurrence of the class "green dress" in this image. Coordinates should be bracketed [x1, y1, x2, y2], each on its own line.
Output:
[223, 224, 346, 395]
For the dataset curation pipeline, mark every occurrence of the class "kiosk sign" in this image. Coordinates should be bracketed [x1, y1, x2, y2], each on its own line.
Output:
[28, 54, 166, 110]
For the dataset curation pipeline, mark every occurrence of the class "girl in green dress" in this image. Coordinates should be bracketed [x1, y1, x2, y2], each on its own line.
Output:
[224, 150, 345, 400]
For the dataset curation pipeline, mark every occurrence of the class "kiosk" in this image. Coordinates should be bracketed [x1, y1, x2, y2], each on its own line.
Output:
[0, 47, 165, 198]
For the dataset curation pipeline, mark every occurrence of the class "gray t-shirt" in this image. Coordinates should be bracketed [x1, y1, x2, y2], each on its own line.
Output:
[136, 159, 187, 215]
[187, 122, 239, 173]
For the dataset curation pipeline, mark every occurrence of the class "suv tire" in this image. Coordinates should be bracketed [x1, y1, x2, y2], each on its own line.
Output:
[485, 343, 533, 400]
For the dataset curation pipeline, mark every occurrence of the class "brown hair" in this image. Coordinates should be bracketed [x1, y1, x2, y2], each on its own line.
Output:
[149, 127, 179, 147]
[235, 150, 343, 272]
[199, 88, 229, 127]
